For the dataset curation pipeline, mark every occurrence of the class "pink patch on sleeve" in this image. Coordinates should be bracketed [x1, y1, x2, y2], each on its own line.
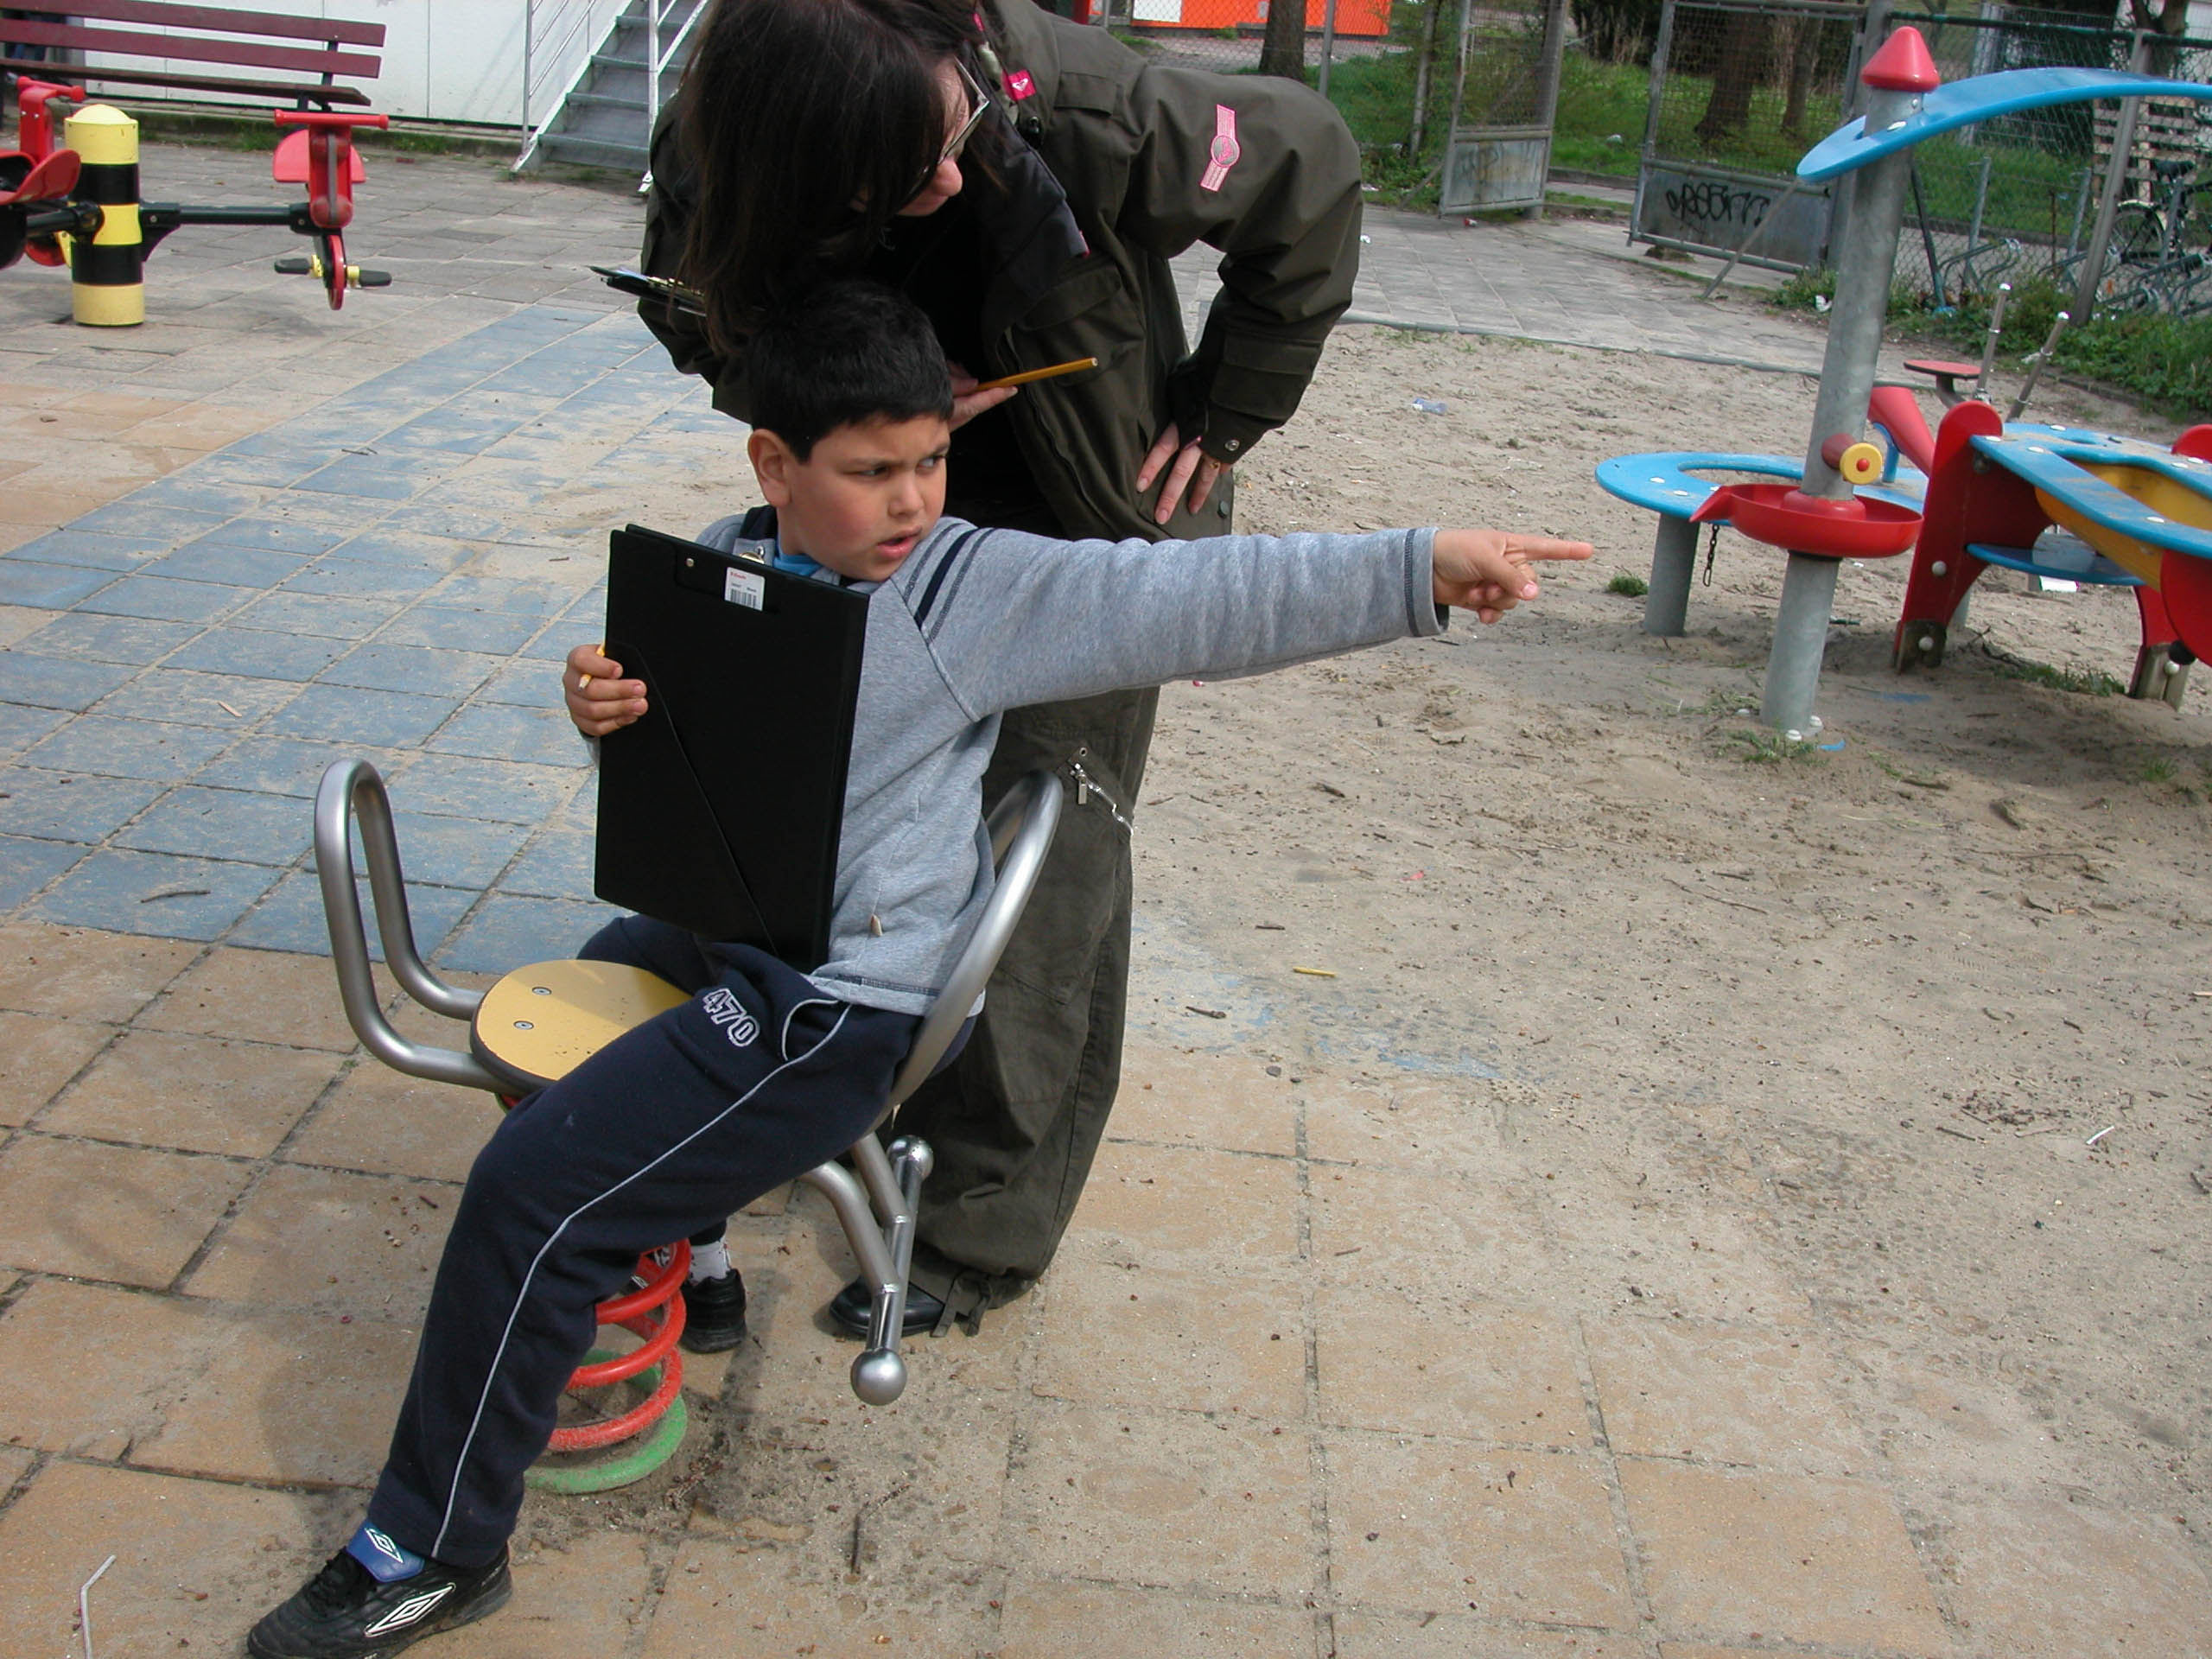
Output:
[1199, 105, 1240, 193]
[1006, 68, 1037, 101]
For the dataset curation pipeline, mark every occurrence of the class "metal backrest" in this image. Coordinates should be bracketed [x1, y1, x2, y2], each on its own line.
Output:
[880, 770, 1063, 1112]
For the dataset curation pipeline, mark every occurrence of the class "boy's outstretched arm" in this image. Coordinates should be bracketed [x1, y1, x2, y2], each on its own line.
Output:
[1432, 530, 1594, 623]
[563, 643, 649, 738]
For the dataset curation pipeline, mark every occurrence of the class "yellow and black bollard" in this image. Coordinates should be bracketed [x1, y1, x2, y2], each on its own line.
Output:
[62, 104, 143, 327]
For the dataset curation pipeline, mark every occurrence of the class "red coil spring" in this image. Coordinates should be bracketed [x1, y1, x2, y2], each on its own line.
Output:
[546, 1240, 688, 1453]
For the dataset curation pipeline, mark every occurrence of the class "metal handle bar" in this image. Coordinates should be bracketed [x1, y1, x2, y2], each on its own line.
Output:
[314, 759, 501, 1091]
[880, 770, 1062, 1112]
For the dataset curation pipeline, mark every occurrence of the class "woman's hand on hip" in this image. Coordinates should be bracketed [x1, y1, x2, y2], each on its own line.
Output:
[1137, 423, 1230, 526]
[947, 362, 1019, 430]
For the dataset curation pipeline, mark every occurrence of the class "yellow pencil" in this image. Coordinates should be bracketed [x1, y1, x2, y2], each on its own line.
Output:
[578, 643, 605, 689]
[974, 356, 1098, 392]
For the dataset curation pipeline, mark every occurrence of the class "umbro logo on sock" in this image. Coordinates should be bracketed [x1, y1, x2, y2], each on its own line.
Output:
[364, 1583, 453, 1637]
[362, 1527, 408, 1567]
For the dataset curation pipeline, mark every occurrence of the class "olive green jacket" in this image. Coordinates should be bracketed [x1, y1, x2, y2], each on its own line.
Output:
[636, 0, 1362, 543]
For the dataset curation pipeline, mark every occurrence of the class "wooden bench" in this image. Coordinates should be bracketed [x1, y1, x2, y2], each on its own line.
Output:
[0, 0, 383, 110]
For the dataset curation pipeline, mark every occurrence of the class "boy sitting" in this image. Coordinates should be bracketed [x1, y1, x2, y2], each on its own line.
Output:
[247, 279, 1589, 1659]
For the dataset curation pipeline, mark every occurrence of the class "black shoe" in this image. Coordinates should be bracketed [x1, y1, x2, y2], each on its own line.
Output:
[679, 1268, 747, 1353]
[828, 1276, 945, 1338]
[247, 1525, 510, 1658]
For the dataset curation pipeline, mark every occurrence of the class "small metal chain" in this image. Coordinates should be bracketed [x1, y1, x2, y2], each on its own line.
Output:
[1701, 521, 1721, 588]
[1064, 747, 1134, 833]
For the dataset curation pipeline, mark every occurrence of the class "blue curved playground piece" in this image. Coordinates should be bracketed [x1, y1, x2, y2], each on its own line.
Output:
[1798, 68, 2212, 181]
[1595, 451, 1923, 518]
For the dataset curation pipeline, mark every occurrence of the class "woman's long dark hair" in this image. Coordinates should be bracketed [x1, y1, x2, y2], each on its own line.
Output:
[677, 0, 985, 357]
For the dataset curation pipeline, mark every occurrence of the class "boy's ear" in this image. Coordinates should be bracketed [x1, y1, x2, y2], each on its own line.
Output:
[748, 429, 796, 508]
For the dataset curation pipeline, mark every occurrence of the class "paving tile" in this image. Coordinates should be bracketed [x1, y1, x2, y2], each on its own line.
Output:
[287, 1057, 501, 1182]
[137, 1305, 421, 1485]
[1310, 1165, 1553, 1301]
[0, 1009, 117, 1124]
[499, 824, 594, 900]
[0, 920, 199, 1019]
[429, 700, 594, 766]
[118, 473, 272, 515]
[294, 449, 463, 501]
[393, 752, 582, 822]
[14, 610, 200, 665]
[32, 848, 283, 940]
[95, 667, 298, 729]
[44, 1027, 342, 1157]
[1306, 1078, 1517, 1174]
[23, 712, 238, 780]
[0, 832, 83, 908]
[1316, 1287, 1587, 1448]
[1546, 1195, 1811, 1326]
[140, 944, 361, 1050]
[190, 516, 350, 556]
[0, 598, 54, 644]
[168, 623, 353, 682]
[105, 786, 307, 869]
[138, 539, 312, 588]
[1327, 1439, 1634, 1629]
[0, 1278, 225, 1456]
[62, 500, 228, 543]
[77, 571, 253, 625]
[320, 640, 505, 701]
[0, 701, 67, 759]
[269, 683, 458, 748]
[377, 604, 544, 653]
[229, 867, 476, 962]
[183, 1163, 454, 1314]
[0, 768, 166, 841]
[1583, 1315, 1866, 1474]
[995, 1580, 1318, 1659]
[1111, 1043, 1299, 1157]
[230, 589, 403, 640]
[1333, 1614, 1646, 1657]
[0, 1460, 346, 1659]
[437, 892, 613, 975]
[194, 734, 411, 798]
[429, 571, 587, 615]
[365, 810, 534, 887]
[1007, 1402, 1314, 1599]
[0, 1134, 251, 1286]
[642, 1541, 1000, 1659]
[1616, 1459, 1948, 1654]
[281, 556, 447, 597]
[0, 649, 136, 710]
[442, 1532, 656, 1659]
[321, 528, 480, 573]
[1062, 1140, 1300, 1270]
[1030, 1254, 1307, 1420]
[0, 556, 117, 609]
[476, 654, 571, 707]
[8, 528, 167, 570]
[1935, 1495, 2212, 1658]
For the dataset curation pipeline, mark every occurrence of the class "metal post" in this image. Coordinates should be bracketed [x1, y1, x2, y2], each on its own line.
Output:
[521, 0, 534, 151]
[1318, 0, 1339, 99]
[1524, 0, 1569, 221]
[645, 0, 662, 143]
[1643, 517, 1698, 637]
[1759, 60, 1924, 734]
[1441, 0, 1475, 208]
[2072, 31, 2154, 321]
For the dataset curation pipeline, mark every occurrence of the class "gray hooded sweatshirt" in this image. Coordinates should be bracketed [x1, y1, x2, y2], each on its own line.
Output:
[693, 514, 1442, 1015]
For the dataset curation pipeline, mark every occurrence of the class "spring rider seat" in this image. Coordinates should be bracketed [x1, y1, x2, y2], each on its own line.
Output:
[312, 758, 1061, 1485]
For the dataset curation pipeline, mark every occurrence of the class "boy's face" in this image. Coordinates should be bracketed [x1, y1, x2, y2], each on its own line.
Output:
[749, 415, 950, 583]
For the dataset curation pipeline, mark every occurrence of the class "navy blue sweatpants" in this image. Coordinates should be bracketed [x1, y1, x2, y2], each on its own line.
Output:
[365, 917, 918, 1566]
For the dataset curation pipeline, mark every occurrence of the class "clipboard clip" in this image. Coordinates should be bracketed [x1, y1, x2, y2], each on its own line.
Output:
[592, 264, 706, 316]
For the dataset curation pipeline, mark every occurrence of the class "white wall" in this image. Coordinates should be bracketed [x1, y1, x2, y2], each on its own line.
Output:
[83, 1, 530, 127]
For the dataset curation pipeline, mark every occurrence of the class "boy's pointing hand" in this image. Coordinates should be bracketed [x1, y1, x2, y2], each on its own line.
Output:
[1431, 529, 1595, 624]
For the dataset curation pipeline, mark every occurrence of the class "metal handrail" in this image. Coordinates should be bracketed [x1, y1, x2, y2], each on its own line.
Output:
[314, 760, 501, 1091]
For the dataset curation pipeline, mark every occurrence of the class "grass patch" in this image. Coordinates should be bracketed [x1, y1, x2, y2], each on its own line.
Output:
[1986, 650, 2126, 697]
[1730, 728, 1826, 764]
[1606, 572, 1649, 596]
[2141, 754, 2178, 783]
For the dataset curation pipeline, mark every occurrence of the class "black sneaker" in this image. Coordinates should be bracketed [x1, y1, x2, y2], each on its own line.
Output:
[828, 1276, 946, 1338]
[247, 1522, 511, 1658]
[679, 1268, 747, 1353]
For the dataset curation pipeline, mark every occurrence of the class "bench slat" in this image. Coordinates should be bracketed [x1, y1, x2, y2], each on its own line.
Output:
[24, 61, 371, 105]
[0, 19, 379, 79]
[11, 0, 385, 48]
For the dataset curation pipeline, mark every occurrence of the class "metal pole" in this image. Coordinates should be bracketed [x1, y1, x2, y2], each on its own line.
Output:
[521, 0, 534, 154]
[1318, 0, 1338, 99]
[1759, 62, 1924, 734]
[1643, 517, 1698, 637]
[2072, 31, 2153, 321]
[645, 0, 662, 144]
[1524, 0, 1569, 220]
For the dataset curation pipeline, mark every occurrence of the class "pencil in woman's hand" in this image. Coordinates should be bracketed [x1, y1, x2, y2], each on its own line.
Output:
[973, 357, 1099, 392]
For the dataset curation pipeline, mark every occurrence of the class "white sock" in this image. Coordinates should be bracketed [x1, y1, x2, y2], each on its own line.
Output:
[689, 1239, 732, 1282]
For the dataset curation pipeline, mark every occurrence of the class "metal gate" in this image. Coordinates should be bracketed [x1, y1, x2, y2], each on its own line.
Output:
[1439, 0, 1571, 215]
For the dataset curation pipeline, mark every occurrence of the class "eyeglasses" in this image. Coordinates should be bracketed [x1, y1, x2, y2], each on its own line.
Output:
[910, 56, 990, 200]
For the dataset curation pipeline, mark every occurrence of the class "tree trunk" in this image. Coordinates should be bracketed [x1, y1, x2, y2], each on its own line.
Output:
[1779, 18, 1820, 139]
[1694, 11, 1770, 147]
[1259, 0, 1308, 79]
[1410, 0, 1444, 155]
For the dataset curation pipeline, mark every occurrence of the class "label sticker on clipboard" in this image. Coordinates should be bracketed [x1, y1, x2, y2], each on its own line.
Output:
[723, 568, 766, 610]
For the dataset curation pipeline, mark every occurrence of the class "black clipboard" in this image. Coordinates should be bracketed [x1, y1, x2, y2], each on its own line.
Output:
[594, 524, 868, 969]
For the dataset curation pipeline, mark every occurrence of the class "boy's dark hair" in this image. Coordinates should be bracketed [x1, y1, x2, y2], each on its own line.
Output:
[747, 280, 953, 459]
[675, 0, 995, 354]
